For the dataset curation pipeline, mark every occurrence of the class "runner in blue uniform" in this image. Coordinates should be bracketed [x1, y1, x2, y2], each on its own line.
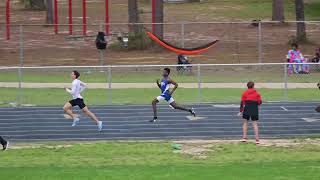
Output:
[150, 68, 196, 122]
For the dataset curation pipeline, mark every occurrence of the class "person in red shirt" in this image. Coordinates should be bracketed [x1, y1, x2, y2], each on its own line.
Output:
[238, 81, 262, 145]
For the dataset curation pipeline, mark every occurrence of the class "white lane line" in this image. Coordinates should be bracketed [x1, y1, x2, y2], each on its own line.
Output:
[280, 106, 289, 111]
[0, 120, 315, 127]
[212, 104, 238, 108]
[8, 133, 320, 141]
[0, 106, 316, 113]
[2, 122, 320, 129]
[302, 118, 320, 122]
[0, 109, 315, 115]
[0, 113, 317, 122]
[1, 124, 320, 131]
[186, 116, 207, 121]
[0, 115, 318, 122]
[3, 128, 320, 137]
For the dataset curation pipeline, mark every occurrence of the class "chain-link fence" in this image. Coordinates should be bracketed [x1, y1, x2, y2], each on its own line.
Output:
[0, 63, 319, 107]
[1, 21, 320, 66]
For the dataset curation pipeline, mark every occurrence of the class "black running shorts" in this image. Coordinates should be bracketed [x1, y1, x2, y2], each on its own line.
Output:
[242, 101, 259, 121]
[69, 98, 86, 109]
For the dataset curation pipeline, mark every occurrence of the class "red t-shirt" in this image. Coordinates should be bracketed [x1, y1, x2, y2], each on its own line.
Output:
[240, 88, 262, 112]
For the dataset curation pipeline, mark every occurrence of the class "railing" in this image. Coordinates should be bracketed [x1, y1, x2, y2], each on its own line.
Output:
[0, 63, 319, 107]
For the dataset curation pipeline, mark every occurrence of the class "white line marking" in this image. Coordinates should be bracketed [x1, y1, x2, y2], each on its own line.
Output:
[280, 106, 289, 111]
[0, 109, 315, 114]
[186, 116, 207, 121]
[4, 128, 320, 137]
[302, 118, 320, 122]
[0, 113, 318, 121]
[212, 104, 238, 108]
[1, 123, 320, 129]
[0, 119, 316, 126]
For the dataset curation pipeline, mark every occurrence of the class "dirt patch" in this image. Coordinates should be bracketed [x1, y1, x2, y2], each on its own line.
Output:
[173, 139, 320, 159]
[10, 144, 74, 150]
[172, 142, 216, 159]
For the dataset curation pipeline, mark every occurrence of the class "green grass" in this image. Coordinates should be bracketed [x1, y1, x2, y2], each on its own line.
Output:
[166, 0, 320, 21]
[1, 142, 320, 179]
[0, 70, 319, 83]
[1, 87, 319, 106]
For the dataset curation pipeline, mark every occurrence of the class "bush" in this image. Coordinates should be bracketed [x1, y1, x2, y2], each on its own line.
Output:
[20, 0, 46, 10]
[108, 31, 153, 51]
[127, 31, 153, 50]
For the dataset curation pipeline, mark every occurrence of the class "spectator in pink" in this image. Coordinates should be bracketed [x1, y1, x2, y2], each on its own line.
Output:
[287, 43, 306, 74]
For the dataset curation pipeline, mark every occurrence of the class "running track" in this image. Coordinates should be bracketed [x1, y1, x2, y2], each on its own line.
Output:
[0, 102, 319, 142]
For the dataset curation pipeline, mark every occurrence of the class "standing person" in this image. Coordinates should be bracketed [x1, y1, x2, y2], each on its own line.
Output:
[238, 81, 262, 145]
[150, 68, 196, 122]
[0, 136, 9, 151]
[63, 71, 103, 131]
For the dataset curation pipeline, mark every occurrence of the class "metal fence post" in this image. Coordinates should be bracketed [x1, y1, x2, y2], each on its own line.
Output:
[197, 64, 202, 103]
[258, 21, 262, 63]
[283, 64, 288, 101]
[18, 25, 24, 107]
[99, 50, 105, 70]
[181, 22, 185, 48]
[107, 66, 112, 105]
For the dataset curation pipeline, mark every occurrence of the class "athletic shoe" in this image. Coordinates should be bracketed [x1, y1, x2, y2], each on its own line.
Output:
[256, 140, 260, 145]
[98, 121, 103, 132]
[240, 138, 247, 142]
[190, 108, 196, 117]
[149, 117, 157, 123]
[2, 141, 9, 151]
[72, 118, 80, 127]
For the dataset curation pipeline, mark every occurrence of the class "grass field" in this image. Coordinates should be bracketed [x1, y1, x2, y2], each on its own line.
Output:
[1, 141, 320, 180]
[165, 0, 320, 21]
[1, 88, 319, 106]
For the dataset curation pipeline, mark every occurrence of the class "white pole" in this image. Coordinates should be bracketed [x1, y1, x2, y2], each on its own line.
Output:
[258, 21, 262, 63]
[18, 25, 24, 107]
[197, 64, 202, 103]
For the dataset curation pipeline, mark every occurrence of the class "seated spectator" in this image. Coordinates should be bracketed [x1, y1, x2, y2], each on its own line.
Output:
[311, 48, 320, 63]
[177, 54, 192, 73]
[287, 43, 306, 74]
[177, 54, 190, 64]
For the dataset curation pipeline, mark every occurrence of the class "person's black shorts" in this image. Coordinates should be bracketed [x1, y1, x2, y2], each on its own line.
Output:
[69, 98, 86, 109]
[243, 101, 259, 121]
[243, 114, 259, 121]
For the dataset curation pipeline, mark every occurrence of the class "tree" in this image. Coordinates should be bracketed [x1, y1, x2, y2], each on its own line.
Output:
[128, 0, 140, 34]
[154, 0, 164, 39]
[272, 0, 284, 21]
[23, 0, 46, 10]
[295, 0, 307, 41]
[45, 0, 53, 24]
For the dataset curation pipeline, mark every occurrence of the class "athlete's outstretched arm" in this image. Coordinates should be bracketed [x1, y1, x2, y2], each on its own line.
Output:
[168, 79, 178, 95]
[79, 81, 87, 92]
